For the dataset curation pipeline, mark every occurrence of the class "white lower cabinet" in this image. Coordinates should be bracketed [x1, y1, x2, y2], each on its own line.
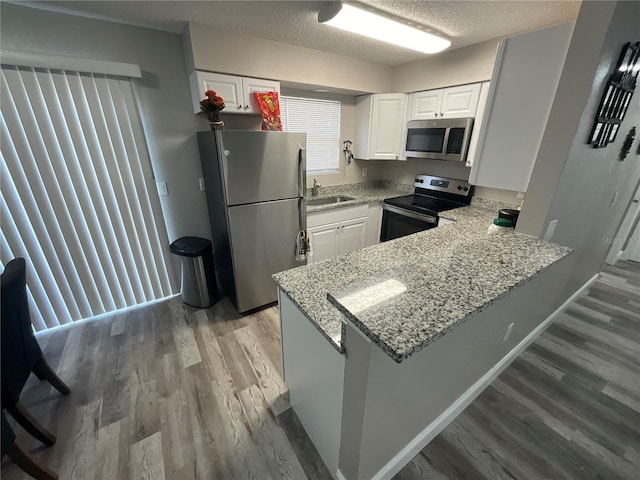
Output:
[338, 217, 367, 255]
[307, 222, 340, 263]
[365, 202, 383, 247]
[307, 204, 370, 264]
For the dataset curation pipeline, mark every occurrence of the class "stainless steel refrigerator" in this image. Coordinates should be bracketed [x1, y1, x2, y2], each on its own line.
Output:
[197, 130, 306, 313]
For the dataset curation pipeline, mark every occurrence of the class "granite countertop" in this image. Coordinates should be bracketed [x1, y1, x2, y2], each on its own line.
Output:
[273, 198, 572, 363]
[305, 181, 413, 213]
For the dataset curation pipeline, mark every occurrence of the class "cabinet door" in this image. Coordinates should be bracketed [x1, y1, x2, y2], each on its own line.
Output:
[465, 81, 491, 167]
[242, 77, 281, 114]
[369, 94, 407, 160]
[441, 84, 481, 118]
[338, 217, 367, 255]
[190, 71, 243, 114]
[365, 202, 383, 247]
[410, 90, 443, 120]
[308, 223, 340, 264]
[469, 23, 572, 192]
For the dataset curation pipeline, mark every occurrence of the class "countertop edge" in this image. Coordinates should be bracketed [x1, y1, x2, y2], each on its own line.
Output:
[327, 248, 573, 363]
[274, 283, 345, 354]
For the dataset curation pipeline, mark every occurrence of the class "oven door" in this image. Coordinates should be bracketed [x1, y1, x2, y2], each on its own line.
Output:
[380, 204, 437, 242]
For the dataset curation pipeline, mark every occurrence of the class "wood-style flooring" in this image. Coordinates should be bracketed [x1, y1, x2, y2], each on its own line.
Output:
[1, 260, 639, 479]
[396, 260, 640, 480]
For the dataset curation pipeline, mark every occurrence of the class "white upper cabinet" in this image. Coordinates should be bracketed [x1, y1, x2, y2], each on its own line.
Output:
[441, 84, 481, 118]
[189, 71, 280, 115]
[355, 93, 408, 161]
[410, 83, 481, 120]
[241, 77, 281, 114]
[410, 90, 442, 119]
[465, 81, 491, 168]
[469, 22, 573, 192]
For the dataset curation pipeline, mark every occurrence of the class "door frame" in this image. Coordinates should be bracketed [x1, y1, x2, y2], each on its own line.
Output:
[606, 179, 640, 265]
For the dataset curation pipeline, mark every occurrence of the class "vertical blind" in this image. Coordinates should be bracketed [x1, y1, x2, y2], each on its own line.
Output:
[280, 96, 341, 174]
[0, 65, 175, 330]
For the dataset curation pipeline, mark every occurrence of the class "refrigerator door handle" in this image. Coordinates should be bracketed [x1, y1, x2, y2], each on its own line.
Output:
[298, 197, 306, 232]
[298, 148, 306, 198]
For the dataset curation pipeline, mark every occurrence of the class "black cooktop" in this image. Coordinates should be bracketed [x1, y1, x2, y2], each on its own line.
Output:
[384, 194, 468, 216]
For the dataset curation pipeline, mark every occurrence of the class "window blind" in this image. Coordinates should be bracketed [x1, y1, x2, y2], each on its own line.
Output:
[280, 96, 341, 174]
[0, 65, 175, 330]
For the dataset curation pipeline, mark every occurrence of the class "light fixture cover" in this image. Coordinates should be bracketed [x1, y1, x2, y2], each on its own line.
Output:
[318, 2, 451, 54]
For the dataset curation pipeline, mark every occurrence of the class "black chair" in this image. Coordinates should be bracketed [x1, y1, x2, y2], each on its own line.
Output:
[1, 411, 57, 480]
[1, 258, 70, 478]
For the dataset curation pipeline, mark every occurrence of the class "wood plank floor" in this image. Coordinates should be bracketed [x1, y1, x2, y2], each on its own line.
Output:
[1, 296, 332, 480]
[1, 260, 638, 479]
[395, 260, 640, 480]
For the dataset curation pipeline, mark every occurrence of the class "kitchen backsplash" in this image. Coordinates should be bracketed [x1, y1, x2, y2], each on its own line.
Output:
[305, 180, 413, 198]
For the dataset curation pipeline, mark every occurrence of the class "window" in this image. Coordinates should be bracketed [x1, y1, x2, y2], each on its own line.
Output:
[280, 96, 341, 174]
[1, 65, 174, 330]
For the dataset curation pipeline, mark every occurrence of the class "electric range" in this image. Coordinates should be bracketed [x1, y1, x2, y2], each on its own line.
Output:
[380, 175, 473, 242]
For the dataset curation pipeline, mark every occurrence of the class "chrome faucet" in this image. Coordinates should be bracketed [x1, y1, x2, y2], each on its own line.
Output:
[312, 178, 321, 196]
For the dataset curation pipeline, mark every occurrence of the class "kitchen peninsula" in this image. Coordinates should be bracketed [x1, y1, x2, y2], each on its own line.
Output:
[273, 199, 572, 480]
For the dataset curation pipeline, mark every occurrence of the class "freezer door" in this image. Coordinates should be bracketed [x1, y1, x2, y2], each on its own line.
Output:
[219, 130, 306, 205]
[227, 198, 305, 312]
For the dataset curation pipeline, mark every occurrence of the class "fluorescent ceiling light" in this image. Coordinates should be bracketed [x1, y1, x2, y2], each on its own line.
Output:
[319, 2, 451, 54]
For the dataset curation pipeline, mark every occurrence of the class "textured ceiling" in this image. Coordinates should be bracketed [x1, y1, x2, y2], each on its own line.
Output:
[20, 1, 581, 66]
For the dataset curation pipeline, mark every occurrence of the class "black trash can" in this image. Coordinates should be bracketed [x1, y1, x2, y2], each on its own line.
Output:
[170, 236, 218, 308]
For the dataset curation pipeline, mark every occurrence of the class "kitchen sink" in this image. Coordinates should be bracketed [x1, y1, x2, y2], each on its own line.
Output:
[307, 196, 355, 206]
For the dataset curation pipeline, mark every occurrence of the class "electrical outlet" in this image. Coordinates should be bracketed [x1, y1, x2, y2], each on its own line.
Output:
[362, 167, 367, 177]
[517, 192, 525, 199]
[504, 322, 515, 342]
[156, 181, 168, 196]
[543, 219, 558, 241]
[199, 178, 206, 191]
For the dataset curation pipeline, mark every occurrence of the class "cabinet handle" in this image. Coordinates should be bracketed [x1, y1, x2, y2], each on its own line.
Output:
[237, 104, 243, 109]
[244, 105, 250, 110]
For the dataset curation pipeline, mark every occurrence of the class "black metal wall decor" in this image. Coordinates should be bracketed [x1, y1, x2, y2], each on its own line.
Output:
[619, 127, 636, 161]
[588, 41, 639, 148]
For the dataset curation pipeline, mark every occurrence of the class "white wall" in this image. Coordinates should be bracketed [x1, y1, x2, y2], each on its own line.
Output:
[518, 0, 640, 291]
[391, 40, 499, 93]
[1, 3, 210, 245]
[185, 23, 393, 95]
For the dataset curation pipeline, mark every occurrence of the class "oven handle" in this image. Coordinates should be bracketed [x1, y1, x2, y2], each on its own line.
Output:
[382, 204, 437, 224]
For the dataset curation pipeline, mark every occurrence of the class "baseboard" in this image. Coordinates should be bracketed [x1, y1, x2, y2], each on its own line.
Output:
[36, 293, 180, 335]
[370, 273, 599, 480]
[336, 470, 347, 480]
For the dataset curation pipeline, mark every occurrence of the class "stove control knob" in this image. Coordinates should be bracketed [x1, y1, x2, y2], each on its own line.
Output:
[463, 186, 469, 191]
[457, 185, 463, 190]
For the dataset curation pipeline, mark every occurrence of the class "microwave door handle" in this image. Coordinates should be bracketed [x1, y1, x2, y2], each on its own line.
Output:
[459, 118, 474, 162]
[442, 128, 451, 157]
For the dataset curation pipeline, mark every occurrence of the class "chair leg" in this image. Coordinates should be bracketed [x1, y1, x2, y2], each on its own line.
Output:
[5, 402, 56, 447]
[33, 357, 71, 396]
[4, 440, 58, 480]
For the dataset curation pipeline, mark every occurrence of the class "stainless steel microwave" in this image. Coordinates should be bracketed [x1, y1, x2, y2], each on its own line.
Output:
[405, 117, 474, 162]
